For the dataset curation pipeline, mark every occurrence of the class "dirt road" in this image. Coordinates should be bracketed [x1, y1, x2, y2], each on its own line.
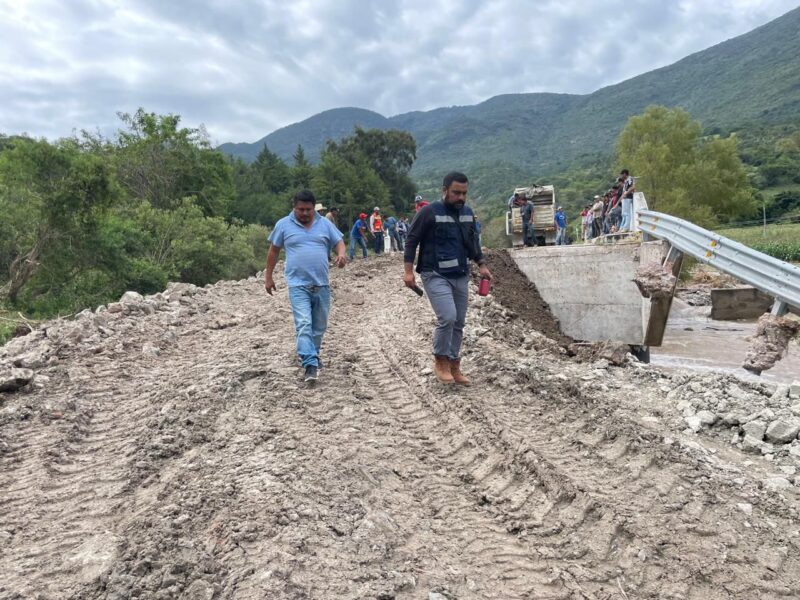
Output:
[1, 255, 799, 599]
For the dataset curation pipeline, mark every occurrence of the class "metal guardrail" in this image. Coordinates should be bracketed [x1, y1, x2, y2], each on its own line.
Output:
[637, 210, 800, 311]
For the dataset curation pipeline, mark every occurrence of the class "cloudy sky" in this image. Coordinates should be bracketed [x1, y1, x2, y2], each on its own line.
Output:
[1, 0, 797, 144]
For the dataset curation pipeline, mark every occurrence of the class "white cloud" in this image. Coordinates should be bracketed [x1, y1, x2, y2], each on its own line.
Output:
[0, 0, 796, 143]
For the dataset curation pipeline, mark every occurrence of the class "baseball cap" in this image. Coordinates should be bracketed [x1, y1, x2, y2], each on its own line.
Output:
[314, 203, 326, 211]
[414, 195, 422, 202]
[373, 206, 380, 211]
[359, 212, 367, 219]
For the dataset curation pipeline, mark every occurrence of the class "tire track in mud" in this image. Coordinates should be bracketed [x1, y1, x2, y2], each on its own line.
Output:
[3, 261, 800, 599]
[0, 363, 154, 599]
[369, 272, 800, 599]
[349, 340, 628, 596]
[350, 358, 558, 598]
[331, 286, 581, 598]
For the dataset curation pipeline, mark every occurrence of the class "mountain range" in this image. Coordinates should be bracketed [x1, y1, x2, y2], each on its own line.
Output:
[219, 6, 800, 191]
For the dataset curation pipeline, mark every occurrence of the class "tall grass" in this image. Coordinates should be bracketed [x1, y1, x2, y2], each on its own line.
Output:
[717, 222, 800, 262]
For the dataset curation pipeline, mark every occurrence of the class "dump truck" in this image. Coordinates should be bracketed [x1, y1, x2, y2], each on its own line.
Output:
[505, 184, 557, 247]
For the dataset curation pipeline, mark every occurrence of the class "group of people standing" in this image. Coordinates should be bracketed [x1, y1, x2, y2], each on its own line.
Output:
[347, 207, 411, 259]
[265, 176, 490, 385]
[580, 169, 636, 240]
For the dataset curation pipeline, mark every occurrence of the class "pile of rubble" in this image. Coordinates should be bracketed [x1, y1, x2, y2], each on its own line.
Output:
[668, 372, 800, 471]
[0, 281, 215, 395]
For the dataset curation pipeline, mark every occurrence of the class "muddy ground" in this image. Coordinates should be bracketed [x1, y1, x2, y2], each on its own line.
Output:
[1, 253, 800, 599]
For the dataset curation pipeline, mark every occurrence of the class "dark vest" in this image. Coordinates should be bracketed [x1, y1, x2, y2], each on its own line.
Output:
[429, 201, 477, 276]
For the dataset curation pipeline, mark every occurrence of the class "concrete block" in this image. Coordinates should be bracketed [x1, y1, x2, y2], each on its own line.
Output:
[510, 241, 666, 344]
[710, 287, 772, 320]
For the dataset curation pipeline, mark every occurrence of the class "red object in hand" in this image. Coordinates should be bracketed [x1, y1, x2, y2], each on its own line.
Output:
[478, 277, 490, 296]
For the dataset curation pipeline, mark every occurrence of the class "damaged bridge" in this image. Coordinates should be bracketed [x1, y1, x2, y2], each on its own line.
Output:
[508, 203, 800, 372]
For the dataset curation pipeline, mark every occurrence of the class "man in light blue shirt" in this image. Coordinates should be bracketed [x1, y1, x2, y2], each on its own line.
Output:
[265, 190, 346, 383]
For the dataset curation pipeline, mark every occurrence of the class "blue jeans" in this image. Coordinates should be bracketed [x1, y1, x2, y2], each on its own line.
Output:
[620, 197, 633, 231]
[373, 233, 384, 254]
[556, 226, 567, 245]
[349, 236, 368, 259]
[523, 222, 535, 246]
[288, 285, 331, 368]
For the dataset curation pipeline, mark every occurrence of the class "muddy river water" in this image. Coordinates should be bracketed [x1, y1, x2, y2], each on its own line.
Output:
[651, 297, 800, 384]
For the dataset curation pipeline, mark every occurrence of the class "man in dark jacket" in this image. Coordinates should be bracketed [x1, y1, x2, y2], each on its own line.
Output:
[403, 172, 493, 385]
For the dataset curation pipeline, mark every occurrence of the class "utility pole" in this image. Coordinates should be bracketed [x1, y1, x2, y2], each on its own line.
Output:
[763, 201, 767, 238]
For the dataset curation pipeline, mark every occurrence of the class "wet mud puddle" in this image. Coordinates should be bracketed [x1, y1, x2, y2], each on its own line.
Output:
[651, 298, 800, 384]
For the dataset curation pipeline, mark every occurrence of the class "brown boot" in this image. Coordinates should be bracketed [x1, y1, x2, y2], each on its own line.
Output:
[433, 355, 455, 384]
[450, 359, 471, 385]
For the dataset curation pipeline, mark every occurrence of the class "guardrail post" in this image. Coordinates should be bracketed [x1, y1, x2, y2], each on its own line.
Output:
[771, 300, 788, 317]
[644, 243, 684, 347]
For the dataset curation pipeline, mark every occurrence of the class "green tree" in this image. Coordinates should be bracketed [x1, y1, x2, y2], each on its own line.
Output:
[231, 145, 293, 226]
[311, 150, 389, 230]
[616, 106, 756, 225]
[112, 109, 234, 217]
[291, 145, 313, 189]
[0, 138, 118, 304]
[326, 127, 417, 213]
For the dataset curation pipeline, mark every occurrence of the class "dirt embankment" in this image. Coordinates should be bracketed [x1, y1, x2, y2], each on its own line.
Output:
[481, 249, 571, 346]
[1, 254, 799, 599]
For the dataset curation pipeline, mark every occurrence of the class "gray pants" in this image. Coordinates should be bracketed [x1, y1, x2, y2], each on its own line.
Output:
[421, 271, 469, 359]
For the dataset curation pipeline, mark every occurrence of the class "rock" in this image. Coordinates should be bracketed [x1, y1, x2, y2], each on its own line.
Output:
[165, 282, 198, 301]
[765, 418, 800, 444]
[771, 384, 790, 401]
[757, 546, 789, 572]
[0, 368, 35, 392]
[762, 476, 793, 492]
[634, 264, 676, 299]
[120, 291, 144, 304]
[760, 408, 776, 421]
[742, 435, 766, 453]
[743, 315, 800, 374]
[142, 343, 161, 358]
[720, 411, 747, 426]
[12, 346, 52, 369]
[742, 420, 767, 441]
[790, 404, 800, 417]
[597, 341, 629, 366]
[696, 410, 717, 426]
[791, 381, 800, 399]
[685, 415, 703, 433]
[689, 381, 704, 394]
[429, 594, 449, 600]
[107, 302, 124, 314]
[737, 502, 753, 515]
[183, 580, 216, 600]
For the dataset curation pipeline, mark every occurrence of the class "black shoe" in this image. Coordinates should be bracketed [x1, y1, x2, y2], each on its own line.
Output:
[304, 365, 318, 383]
